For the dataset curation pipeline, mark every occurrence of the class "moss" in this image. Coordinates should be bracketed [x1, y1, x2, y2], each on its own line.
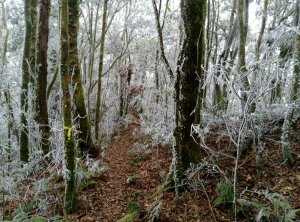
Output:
[61, 0, 76, 213]
[68, 0, 95, 156]
[35, 0, 51, 157]
[117, 212, 139, 222]
[13, 200, 39, 217]
[118, 201, 140, 222]
[64, 138, 77, 213]
[174, 0, 205, 185]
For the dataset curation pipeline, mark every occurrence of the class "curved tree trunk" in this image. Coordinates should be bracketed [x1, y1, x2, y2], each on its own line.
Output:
[174, 0, 206, 185]
[69, 0, 95, 156]
[255, 0, 268, 61]
[151, 0, 174, 80]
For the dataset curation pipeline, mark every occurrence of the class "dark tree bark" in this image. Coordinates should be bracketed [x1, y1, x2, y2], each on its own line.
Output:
[174, 0, 206, 184]
[291, 0, 300, 102]
[29, 0, 38, 85]
[61, 0, 76, 213]
[20, 0, 32, 162]
[36, 0, 51, 158]
[69, 0, 96, 156]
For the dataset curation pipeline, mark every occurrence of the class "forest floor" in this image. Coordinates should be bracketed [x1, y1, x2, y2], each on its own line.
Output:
[68, 111, 173, 221]
[67, 112, 300, 222]
[4, 112, 300, 221]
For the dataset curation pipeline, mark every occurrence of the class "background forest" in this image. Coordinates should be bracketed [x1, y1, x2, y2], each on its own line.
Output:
[0, 0, 300, 221]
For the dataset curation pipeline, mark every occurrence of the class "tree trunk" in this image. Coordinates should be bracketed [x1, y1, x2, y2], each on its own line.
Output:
[61, 0, 76, 213]
[1, 3, 18, 151]
[20, 0, 33, 162]
[29, 0, 38, 85]
[280, 0, 300, 166]
[174, 0, 206, 185]
[255, 0, 268, 61]
[291, 0, 300, 102]
[35, 0, 51, 158]
[95, 0, 108, 140]
[151, 0, 174, 80]
[237, 0, 253, 112]
[69, 0, 95, 156]
[214, 0, 237, 111]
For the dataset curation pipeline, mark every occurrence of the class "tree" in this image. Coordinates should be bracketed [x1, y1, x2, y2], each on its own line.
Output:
[151, 0, 174, 80]
[174, 0, 206, 184]
[237, 0, 256, 113]
[61, 0, 76, 213]
[1, 2, 18, 159]
[95, 0, 108, 140]
[69, 0, 95, 156]
[291, 0, 300, 102]
[255, 0, 269, 61]
[36, 0, 51, 158]
[30, 0, 38, 86]
[214, 0, 237, 111]
[281, 0, 300, 166]
[20, 0, 32, 162]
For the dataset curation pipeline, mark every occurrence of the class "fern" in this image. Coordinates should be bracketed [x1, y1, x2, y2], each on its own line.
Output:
[214, 178, 236, 207]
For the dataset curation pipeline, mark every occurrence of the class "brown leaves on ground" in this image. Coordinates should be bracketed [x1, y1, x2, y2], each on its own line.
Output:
[68, 116, 300, 221]
[68, 113, 171, 221]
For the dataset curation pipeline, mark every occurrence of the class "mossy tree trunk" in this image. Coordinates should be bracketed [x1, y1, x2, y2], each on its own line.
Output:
[291, 0, 300, 102]
[281, 0, 300, 166]
[174, 0, 206, 185]
[69, 0, 95, 156]
[95, 0, 108, 140]
[61, 0, 76, 213]
[20, 0, 33, 162]
[36, 0, 51, 158]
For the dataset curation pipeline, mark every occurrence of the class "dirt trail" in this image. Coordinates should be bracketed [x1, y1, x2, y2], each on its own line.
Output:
[69, 112, 171, 222]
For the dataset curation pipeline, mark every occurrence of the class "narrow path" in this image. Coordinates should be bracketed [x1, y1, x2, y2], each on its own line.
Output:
[96, 122, 138, 221]
[73, 120, 138, 221]
[69, 113, 171, 222]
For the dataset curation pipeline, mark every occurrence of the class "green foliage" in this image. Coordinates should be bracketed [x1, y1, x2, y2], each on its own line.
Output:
[118, 201, 140, 222]
[238, 190, 300, 221]
[12, 200, 39, 219]
[50, 215, 66, 221]
[76, 160, 107, 192]
[214, 178, 236, 207]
